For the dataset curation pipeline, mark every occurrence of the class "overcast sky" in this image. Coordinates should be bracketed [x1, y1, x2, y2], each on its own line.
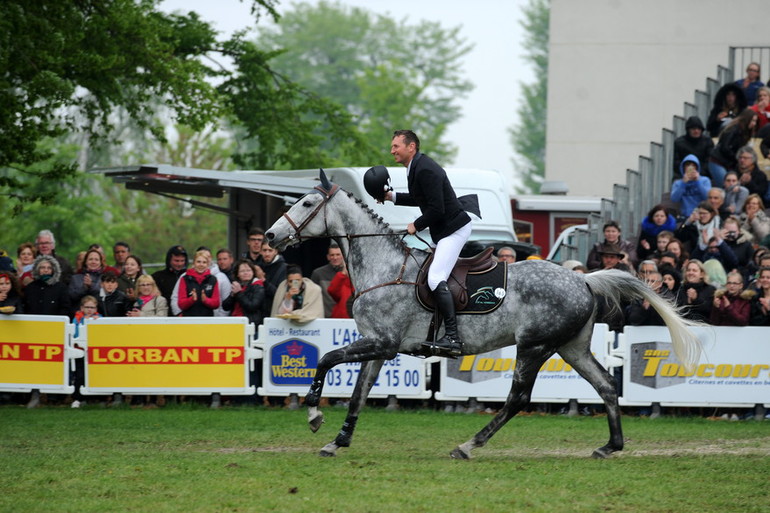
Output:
[160, 0, 534, 189]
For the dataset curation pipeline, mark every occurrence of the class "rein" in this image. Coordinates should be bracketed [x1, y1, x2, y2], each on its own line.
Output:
[281, 184, 431, 300]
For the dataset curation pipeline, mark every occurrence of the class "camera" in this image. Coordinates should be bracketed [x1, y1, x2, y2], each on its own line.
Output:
[290, 279, 301, 289]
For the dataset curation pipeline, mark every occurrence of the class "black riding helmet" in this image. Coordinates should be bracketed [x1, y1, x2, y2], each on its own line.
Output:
[363, 165, 392, 202]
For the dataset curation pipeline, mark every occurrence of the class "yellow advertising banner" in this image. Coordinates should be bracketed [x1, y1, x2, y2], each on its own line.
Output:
[85, 321, 249, 390]
[0, 316, 70, 388]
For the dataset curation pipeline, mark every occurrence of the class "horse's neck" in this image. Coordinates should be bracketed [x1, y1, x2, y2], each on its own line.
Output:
[335, 196, 423, 291]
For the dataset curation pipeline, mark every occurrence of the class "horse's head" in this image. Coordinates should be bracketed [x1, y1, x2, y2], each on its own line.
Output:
[266, 169, 341, 251]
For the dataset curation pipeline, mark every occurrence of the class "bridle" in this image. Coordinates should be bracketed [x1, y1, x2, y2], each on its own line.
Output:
[282, 183, 340, 244]
[280, 183, 425, 299]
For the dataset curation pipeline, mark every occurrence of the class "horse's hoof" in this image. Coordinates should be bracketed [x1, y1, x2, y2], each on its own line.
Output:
[308, 410, 325, 433]
[319, 442, 338, 457]
[591, 447, 617, 459]
[449, 447, 470, 460]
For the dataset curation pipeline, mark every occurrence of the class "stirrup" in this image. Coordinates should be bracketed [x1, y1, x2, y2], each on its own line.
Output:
[421, 338, 463, 358]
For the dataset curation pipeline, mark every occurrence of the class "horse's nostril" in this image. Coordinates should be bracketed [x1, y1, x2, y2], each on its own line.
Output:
[266, 232, 275, 240]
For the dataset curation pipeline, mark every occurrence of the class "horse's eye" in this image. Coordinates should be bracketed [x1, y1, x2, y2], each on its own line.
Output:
[302, 200, 313, 208]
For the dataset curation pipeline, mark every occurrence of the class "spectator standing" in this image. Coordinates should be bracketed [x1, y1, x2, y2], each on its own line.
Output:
[670, 155, 711, 218]
[749, 266, 770, 326]
[636, 205, 677, 261]
[691, 234, 739, 276]
[15, 242, 37, 287]
[706, 188, 731, 222]
[625, 270, 673, 326]
[496, 246, 517, 263]
[169, 247, 230, 317]
[24, 256, 70, 316]
[68, 249, 106, 312]
[723, 171, 749, 215]
[664, 239, 690, 270]
[126, 275, 168, 317]
[271, 264, 324, 324]
[673, 116, 713, 180]
[242, 228, 265, 267]
[720, 215, 755, 273]
[112, 242, 130, 274]
[707, 83, 747, 136]
[710, 271, 753, 326]
[177, 250, 220, 317]
[222, 259, 266, 326]
[151, 245, 188, 305]
[740, 194, 770, 247]
[750, 86, 770, 130]
[736, 146, 768, 199]
[709, 109, 758, 186]
[310, 242, 345, 318]
[34, 230, 73, 285]
[328, 262, 354, 319]
[735, 62, 764, 106]
[97, 272, 129, 317]
[586, 221, 637, 270]
[660, 266, 682, 297]
[0, 271, 23, 314]
[675, 201, 721, 254]
[260, 241, 287, 319]
[117, 254, 143, 303]
[593, 243, 631, 272]
[216, 249, 235, 282]
[676, 259, 716, 322]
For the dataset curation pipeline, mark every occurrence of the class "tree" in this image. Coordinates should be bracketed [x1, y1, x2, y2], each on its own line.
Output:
[255, 1, 474, 162]
[509, 0, 549, 194]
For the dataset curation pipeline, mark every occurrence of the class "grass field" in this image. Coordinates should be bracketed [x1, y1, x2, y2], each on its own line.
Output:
[1, 404, 768, 513]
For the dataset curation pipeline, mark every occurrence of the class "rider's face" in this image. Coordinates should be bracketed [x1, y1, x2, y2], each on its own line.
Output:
[391, 136, 415, 167]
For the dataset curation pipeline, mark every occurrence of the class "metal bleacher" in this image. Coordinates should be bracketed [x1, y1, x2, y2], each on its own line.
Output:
[557, 46, 770, 263]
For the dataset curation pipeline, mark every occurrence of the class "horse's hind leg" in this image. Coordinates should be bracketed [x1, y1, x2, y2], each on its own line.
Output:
[319, 359, 385, 457]
[557, 331, 623, 459]
[451, 345, 554, 460]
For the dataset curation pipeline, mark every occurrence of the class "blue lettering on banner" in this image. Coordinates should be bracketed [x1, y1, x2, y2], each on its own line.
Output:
[270, 339, 319, 385]
[332, 328, 363, 346]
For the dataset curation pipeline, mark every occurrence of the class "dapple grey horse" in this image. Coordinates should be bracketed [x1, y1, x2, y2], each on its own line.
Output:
[265, 171, 701, 459]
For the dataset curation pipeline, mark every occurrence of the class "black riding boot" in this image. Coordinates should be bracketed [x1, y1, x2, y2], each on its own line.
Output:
[422, 281, 463, 356]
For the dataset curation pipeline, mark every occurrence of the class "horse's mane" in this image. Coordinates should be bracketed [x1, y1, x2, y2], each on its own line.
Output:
[342, 189, 417, 253]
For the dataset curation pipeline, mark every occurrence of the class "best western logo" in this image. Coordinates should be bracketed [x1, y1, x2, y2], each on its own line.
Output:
[270, 339, 319, 385]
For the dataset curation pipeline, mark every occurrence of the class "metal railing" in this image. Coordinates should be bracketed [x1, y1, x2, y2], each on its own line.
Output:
[555, 46, 769, 264]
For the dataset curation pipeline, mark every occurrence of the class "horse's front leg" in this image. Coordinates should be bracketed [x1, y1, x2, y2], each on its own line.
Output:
[305, 337, 396, 433]
[319, 359, 385, 457]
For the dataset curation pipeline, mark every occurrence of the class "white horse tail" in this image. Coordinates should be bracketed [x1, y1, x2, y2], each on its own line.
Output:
[584, 269, 703, 370]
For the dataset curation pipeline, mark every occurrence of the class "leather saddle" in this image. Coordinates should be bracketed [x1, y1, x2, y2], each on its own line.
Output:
[416, 247, 498, 311]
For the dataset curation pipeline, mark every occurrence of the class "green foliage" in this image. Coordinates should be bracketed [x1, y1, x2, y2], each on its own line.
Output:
[256, 0, 474, 163]
[510, 0, 549, 194]
[0, 408, 768, 512]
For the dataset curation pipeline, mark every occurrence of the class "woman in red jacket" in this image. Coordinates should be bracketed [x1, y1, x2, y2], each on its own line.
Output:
[328, 264, 354, 319]
[177, 250, 220, 317]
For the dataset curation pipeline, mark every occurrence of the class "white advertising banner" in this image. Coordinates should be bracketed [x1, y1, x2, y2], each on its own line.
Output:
[436, 324, 613, 403]
[256, 318, 431, 399]
[620, 326, 770, 407]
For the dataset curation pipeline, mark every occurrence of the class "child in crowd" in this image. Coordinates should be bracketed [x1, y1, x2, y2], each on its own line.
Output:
[70, 295, 101, 408]
[98, 272, 129, 317]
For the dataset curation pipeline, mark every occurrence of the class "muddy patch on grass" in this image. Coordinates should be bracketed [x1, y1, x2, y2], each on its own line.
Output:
[209, 447, 307, 454]
[481, 436, 770, 458]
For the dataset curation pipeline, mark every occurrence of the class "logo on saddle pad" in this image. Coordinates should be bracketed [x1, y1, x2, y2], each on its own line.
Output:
[416, 248, 508, 315]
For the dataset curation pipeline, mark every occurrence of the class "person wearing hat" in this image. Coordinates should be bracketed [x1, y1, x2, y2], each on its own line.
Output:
[372, 130, 480, 357]
[673, 116, 714, 181]
[595, 243, 631, 272]
[586, 220, 637, 270]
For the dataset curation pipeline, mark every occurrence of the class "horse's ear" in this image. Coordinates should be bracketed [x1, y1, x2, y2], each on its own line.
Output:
[319, 168, 332, 191]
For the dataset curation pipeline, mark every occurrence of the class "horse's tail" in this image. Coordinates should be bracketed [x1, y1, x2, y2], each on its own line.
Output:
[583, 269, 703, 369]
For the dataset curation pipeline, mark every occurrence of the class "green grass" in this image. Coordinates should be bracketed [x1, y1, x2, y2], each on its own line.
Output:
[1, 404, 768, 513]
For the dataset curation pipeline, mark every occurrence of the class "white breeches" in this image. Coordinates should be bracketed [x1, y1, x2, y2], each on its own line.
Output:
[428, 221, 473, 290]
